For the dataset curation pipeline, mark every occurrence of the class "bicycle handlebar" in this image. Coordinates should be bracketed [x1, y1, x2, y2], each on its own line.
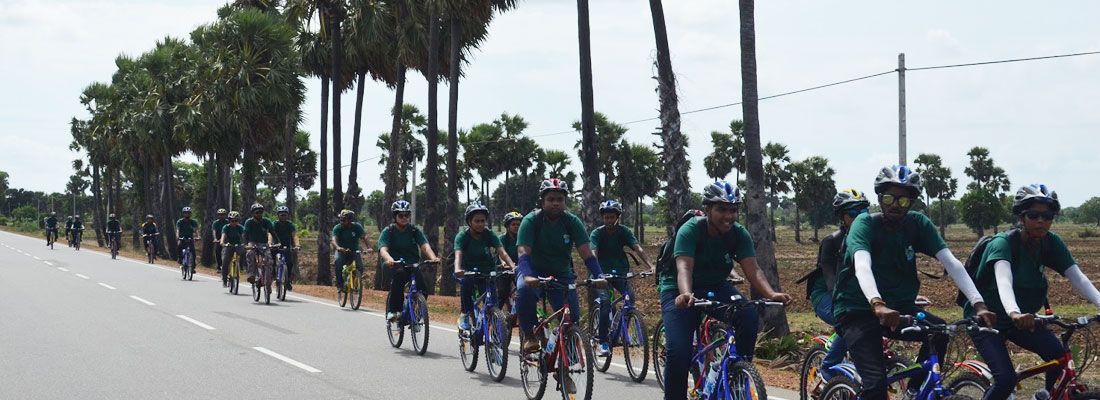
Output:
[898, 315, 999, 335]
[691, 295, 784, 310]
[1034, 313, 1100, 329]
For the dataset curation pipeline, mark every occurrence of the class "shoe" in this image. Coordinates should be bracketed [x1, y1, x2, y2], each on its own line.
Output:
[247, 275, 256, 284]
[598, 342, 611, 356]
[522, 334, 540, 353]
[386, 312, 401, 322]
[223, 281, 228, 288]
[286, 283, 293, 291]
[553, 372, 577, 394]
[191, 267, 196, 273]
[458, 314, 472, 330]
[216, 268, 222, 274]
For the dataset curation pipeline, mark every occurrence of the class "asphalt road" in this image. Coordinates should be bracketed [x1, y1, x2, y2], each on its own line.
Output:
[0, 230, 798, 400]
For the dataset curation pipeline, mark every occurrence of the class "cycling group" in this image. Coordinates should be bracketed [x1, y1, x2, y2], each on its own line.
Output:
[42, 213, 85, 250]
[798, 165, 1100, 400]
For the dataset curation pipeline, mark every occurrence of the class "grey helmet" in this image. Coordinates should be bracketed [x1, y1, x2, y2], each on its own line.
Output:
[702, 180, 743, 206]
[833, 189, 871, 214]
[391, 200, 411, 214]
[599, 200, 623, 215]
[874, 165, 922, 197]
[538, 178, 569, 198]
[464, 202, 490, 223]
[276, 205, 289, 214]
[1012, 184, 1060, 215]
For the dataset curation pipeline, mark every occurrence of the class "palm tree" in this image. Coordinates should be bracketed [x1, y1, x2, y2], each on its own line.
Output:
[739, 0, 789, 337]
[648, 0, 691, 238]
[762, 142, 792, 241]
[576, 0, 601, 230]
[704, 131, 735, 182]
[344, 1, 395, 215]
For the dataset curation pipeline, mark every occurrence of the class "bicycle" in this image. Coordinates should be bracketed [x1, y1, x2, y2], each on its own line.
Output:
[143, 233, 160, 263]
[106, 230, 120, 259]
[249, 244, 273, 304]
[947, 312, 1100, 400]
[179, 238, 195, 281]
[387, 260, 435, 356]
[45, 228, 58, 250]
[820, 314, 997, 400]
[679, 295, 780, 400]
[458, 267, 512, 382]
[653, 278, 747, 391]
[338, 249, 364, 310]
[518, 276, 598, 400]
[273, 245, 295, 302]
[584, 269, 652, 383]
[225, 244, 242, 295]
[72, 228, 83, 251]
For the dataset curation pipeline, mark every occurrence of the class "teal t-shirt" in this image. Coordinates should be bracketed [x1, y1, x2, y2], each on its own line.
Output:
[212, 219, 229, 240]
[455, 228, 504, 272]
[516, 211, 590, 277]
[243, 217, 274, 244]
[176, 218, 198, 239]
[657, 217, 755, 293]
[273, 220, 296, 246]
[499, 233, 519, 264]
[221, 224, 245, 245]
[963, 232, 1076, 330]
[590, 224, 639, 275]
[833, 211, 946, 317]
[379, 224, 427, 263]
[332, 222, 367, 251]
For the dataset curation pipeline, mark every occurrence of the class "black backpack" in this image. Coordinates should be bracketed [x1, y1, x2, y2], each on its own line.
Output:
[654, 211, 739, 286]
[593, 224, 629, 255]
[955, 228, 1054, 306]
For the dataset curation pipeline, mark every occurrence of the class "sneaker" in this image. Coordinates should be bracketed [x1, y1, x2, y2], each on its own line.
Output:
[286, 283, 293, 291]
[598, 342, 611, 356]
[522, 334, 540, 353]
[216, 268, 222, 274]
[386, 312, 401, 322]
[458, 314, 472, 330]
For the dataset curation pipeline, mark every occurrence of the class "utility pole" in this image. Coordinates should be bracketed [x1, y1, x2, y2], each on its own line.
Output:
[410, 158, 417, 224]
[898, 53, 907, 166]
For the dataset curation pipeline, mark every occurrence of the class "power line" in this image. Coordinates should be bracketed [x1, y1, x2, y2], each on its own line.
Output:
[908, 50, 1100, 71]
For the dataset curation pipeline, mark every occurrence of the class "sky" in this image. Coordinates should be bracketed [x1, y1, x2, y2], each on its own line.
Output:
[2, 0, 1099, 207]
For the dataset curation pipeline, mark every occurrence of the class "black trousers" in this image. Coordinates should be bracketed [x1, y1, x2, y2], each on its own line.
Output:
[835, 307, 947, 400]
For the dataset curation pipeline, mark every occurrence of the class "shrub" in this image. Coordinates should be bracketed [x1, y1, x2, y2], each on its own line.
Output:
[1079, 228, 1099, 239]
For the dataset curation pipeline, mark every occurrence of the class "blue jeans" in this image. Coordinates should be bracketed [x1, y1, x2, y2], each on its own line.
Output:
[515, 274, 580, 334]
[972, 327, 1064, 400]
[814, 295, 847, 377]
[659, 283, 759, 400]
[596, 279, 632, 343]
[460, 276, 490, 314]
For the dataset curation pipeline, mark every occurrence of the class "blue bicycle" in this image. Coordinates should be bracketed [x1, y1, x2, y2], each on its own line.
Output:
[387, 260, 435, 356]
[687, 294, 782, 400]
[819, 314, 997, 400]
[458, 267, 512, 382]
[273, 245, 295, 302]
[584, 270, 652, 382]
[180, 238, 195, 281]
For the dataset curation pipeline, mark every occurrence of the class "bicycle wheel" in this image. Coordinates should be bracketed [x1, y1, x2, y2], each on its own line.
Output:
[411, 293, 430, 356]
[885, 355, 914, 399]
[460, 320, 480, 372]
[351, 273, 363, 311]
[148, 247, 154, 264]
[559, 326, 595, 400]
[263, 266, 272, 305]
[800, 343, 828, 400]
[819, 375, 859, 400]
[186, 251, 194, 281]
[652, 319, 667, 391]
[338, 272, 349, 307]
[387, 317, 405, 348]
[947, 372, 990, 400]
[182, 264, 188, 280]
[621, 310, 649, 383]
[1071, 391, 1100, 400]
[520, 329, 548, 400]
[229, 260, 240, 295]
[725, 360, 767, 400]
[485, 308, 511, 382]
[591, 304, 611, 373]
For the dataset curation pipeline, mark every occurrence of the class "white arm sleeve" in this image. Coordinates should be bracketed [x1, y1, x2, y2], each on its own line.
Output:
[993, 260, 1021, 314]
[1065, 265, 1100, 309]
[854, 250, 882, 303]
[937, 248, 985, 305]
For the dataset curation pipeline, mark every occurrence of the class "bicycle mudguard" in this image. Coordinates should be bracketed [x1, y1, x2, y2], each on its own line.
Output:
[828, 363, 862, 384]
[811, 335, 832, 347]
[953, 360, 993, 380]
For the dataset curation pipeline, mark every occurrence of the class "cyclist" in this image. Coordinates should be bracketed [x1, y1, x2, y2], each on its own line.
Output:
[44, 212, 59, 246]
[219, 211, 245, 287]
[141, 215, 162, 255]
[176, 206, 199, 272]
[660, 181, 791, 400]
[832, 166, 994, 400]
[380, 201, 439, 321]
[498, 211, 524, 310]
[105, 213, 122, 251]
[590, 199, 654, 356]
[272, 206, 300, 291]
[243, 203, 276, 284]
[71, 215, 85, 245]
[212, 208, 229, 273]
[332, 209, 372, 292]
[455, 202, 516, 330]
[65, 215, 74, 246]
[515, 178, 608, 354]
[964, 185, 1100, 400]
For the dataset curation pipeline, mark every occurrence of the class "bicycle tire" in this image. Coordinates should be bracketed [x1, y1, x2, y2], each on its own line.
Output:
[1071, 391, 1100, 400]
[520, 329, 548, 400]
[726, 361, 767, 400]
[559, 326, 595, 400]
[486, 308, 511, 382]
[946, 371, 990, 400]
[263, 265, 272, 305]
[800, 344, 828, 400]
[148, 247, 154, 264]
[351, 273, 363, 310]
[653, 319, 667, 391]
[592, 302, 612, 373]
[622, 310, 649, 383]
[460, 321, 480, 372]
[819, 375, 860, 400]
[885, 355, 913, 398]
[229, 259, 240, 295]
[411, 293, 430, 356]
[387, 317, 405, 348]
[276, 261, 287, 301]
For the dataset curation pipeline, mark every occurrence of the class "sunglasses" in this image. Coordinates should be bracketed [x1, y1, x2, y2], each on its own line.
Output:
[1023, 210, 1056, 221]
[880, 194, 913, 208]
[846, 208, 869, 218]
[396, 213, 411, 219]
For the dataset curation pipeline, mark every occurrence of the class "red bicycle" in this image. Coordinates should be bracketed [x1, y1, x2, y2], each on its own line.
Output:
[518, 276, 597, 400]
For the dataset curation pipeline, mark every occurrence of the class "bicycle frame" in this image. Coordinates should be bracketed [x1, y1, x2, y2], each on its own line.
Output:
[532, 280, 578, 374]
[688, 307, 748, 399]
[341, 251, 362, 291]
[465, 271, 500, 338]
[1016, 354, 1077, 398]
[400, 263, 422, 325]
[885, 354, 946, 400]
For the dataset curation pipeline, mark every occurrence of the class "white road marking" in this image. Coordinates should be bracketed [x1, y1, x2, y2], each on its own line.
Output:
[75, 273, 90, 279]
[33, 256, 41, 260]
[176, 315, 216, 330]
[98, 283, 117, 290]
[57, 267, 69, 272]
[44, 261, 54, 266]
[252, 347, 321, 373]
[129, 295, 156, 306]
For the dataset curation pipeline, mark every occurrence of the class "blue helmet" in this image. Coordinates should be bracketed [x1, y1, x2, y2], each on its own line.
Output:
[702, 180, 742, 206]
[391, 200, 412, 214]
[874, 165, 922, 197]
[1012, 184, 1060, 215]
[599, 200, 623, 215]
[464, 202, 489, 223]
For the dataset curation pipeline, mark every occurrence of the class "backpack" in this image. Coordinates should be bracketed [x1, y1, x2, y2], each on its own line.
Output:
[796, 229, 845, 300]
[955, 228, 1054, 306]
[593, 224, 629, 255]
[654, 212, 740, 286]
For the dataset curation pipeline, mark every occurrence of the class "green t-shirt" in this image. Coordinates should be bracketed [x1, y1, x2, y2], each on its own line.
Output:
[455, 228, 503, 271]
[963, 232, 1076, 329]
[106, 220, 121, 232]
[378, 224, 427, 262]
[499, 233, 519, 264]
[332, 222, 367, 251]
[273, 220, 296, 246]
[45, 217, 59, 229]
[176, 218, 198, 239]
[71, 221, 84, 230]
[516, 211, 590, 277]
[243, 217, 274, 244]
[833, 211, 946, 317]
[590, 224, 639, 275]
[657, 217, 756, 293]
[211, 219, 229, 240]
[221, 224, 245, 245]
